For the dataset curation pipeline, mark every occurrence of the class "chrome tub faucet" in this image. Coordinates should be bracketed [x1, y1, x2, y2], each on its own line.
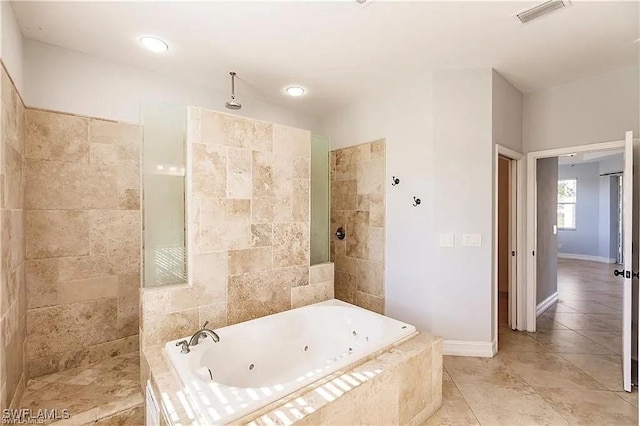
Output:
[176, 321, 220, 354]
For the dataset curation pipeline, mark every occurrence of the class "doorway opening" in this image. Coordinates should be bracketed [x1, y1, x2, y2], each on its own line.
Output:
[494, 145, 524, 353]
[526, 134, 637, 393]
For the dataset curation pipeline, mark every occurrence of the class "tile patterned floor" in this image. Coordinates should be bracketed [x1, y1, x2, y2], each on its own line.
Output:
[427, 259, 638, 425]
[18, 352, 143, 425]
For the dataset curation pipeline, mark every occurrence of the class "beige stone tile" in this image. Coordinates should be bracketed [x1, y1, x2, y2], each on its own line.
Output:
[331, 180, 357, 211]
[369, 191, 385, 227]
[335, 271, 356, 304]
[272, 223, 309, 268]
[542, 312, 614, 331]
[273, 124, 310, 158]
[118, 188, 140, 210]
[191, 143, 226, 198]
[356, 158, 384, 196]
[26, 159, 119, 210]
[26, 210, 90, 259]
[355, 291, 384, 314]
[577, 331, 622, 355]
[370, 140, 385, 160]
[58, 275, 118, 304]
[4, 144, 23, 209]
[559, 300, 619, 314]
[293, 157, 310, 179]
[200, 110, 272, 151]
[25, 109, 89, 163]
[333, 161, 357, 182]
[2, 69, 21, 155]
[310, 262, 334, 284]
[560, 353, 623, 391]
[9, 209, 25, 268]
[292, 178, 310, 222]
[89, 120, 140, 147]
[57, 255, 114, 281]
[228, 247, 272, 275]
[368, 227, 384, 262]
[192, 252, 227, 301]
[346, 210, 369, 259]
[498, 329, 549, 353]
[226, 147, 251, 199]
[334, 144, 370, 166]
[536, 314, 569, 330]
[116, 273, 139, 319]
[251, 223, 272, 247]
[585, 313, 622, 330]
[117, 314, 139, 339]
[444, 355, 528, 387]
[291, 281, 334, 308]
[355, 258, 384, 297]
[90, 143, 119, 166]
[274, 265, 309, 288]
[251, 150, 277, 223]
[425, 383, 480, 426]
[141, 290, 171, 318]
[198, 302, 227, 329]
[532, 328, 613, 354]
[26, 259, 58, 309]
[228, 271, 291, 324]
[195, 198, 251, 252]
[615, 389, 637, 407]
[457, 383, 567, 425]
[27, 299, 118, 360]
[536, 387, 636, 425]
[142, 309, 198, 347]
[500, 351, 606, 390]
[399, 350, 433, 424]
[89, 210, 140, 274]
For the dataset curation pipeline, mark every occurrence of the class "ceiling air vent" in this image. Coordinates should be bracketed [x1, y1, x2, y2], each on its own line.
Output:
[516, 0, 571, 24]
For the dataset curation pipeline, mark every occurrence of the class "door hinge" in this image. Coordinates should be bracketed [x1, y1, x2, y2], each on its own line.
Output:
[511, 251, 516, 257]
[532, 250, 535, 256]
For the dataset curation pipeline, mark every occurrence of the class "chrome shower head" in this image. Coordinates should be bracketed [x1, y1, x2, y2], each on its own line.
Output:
[225, 72, 242, 110]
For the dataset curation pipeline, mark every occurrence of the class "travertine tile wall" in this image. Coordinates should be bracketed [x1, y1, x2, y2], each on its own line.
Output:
[331, 140, 385, 313]
[1, 65, 27, 410]
[141, 108, 333, 347]
[24, 109, 141, 378]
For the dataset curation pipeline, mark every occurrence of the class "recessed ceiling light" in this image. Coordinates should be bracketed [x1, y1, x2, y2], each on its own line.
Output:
[140, 36, 169, 53]
[285, 86, 306, 97]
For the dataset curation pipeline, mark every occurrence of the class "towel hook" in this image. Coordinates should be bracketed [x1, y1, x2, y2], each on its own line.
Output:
[391, 176, 400, 186]
[412, 196, 421, 207]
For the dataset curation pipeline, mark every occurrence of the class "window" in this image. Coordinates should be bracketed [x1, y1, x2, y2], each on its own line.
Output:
[558, 178, 577, 230]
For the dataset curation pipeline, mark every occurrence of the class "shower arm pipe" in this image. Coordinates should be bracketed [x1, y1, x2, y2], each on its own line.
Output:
[230, 72, 236, 100]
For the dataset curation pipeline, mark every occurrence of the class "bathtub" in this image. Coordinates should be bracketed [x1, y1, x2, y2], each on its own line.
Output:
[163, 299, 417, 425]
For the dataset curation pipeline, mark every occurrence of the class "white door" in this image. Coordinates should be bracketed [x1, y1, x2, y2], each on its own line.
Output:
[509, 159, 518, 330]
[621, 130, 633, 392]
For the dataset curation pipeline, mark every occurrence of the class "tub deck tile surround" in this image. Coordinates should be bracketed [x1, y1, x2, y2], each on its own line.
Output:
[143, 332, 442, 425]
[17, 352, 142, 425]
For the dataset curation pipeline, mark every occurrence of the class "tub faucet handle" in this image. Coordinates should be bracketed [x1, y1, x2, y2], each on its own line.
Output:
[201, 321, 209, 329]
[176, 340, 190, 354]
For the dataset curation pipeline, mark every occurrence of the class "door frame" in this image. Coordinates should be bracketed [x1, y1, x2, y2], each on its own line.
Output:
[493, 145, 524, 345]
[525, 139, 627, 332]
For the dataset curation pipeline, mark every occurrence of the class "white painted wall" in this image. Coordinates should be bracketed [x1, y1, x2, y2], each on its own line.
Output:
[320, 69, 496, 347]
[319, 72, 435, 334]
[433, 69, 494, 344]
[1, 1, 24, 93]
[523, 65, 639, 152]
[22, 39, 319, 130]
[492, 70, 523, 153]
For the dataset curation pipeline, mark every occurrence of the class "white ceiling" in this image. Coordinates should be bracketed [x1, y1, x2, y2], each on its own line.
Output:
[558, 149, 624, 166]
[11, 1, 639, 115]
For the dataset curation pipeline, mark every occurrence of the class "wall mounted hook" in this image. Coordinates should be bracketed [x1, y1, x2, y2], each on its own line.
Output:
[412, 196, 421, 207]
[391, 176, 400, 186]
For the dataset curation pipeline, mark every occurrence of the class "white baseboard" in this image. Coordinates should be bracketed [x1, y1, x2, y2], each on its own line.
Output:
[443, 340, 496, 357]
[536, 291, 559, 317]
[558, 253, 616, 264]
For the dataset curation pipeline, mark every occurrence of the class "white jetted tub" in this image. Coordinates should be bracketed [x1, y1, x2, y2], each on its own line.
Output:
[164, 299, 416, 425]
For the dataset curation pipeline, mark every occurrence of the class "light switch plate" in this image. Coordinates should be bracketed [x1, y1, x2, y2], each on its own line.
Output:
[439, 233, 454, 247]
[462, 234, 482, 247]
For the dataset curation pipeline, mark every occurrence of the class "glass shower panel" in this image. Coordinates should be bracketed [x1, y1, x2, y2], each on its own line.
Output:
[142, 104, 187, 287]
[311, 134, 331, 265]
